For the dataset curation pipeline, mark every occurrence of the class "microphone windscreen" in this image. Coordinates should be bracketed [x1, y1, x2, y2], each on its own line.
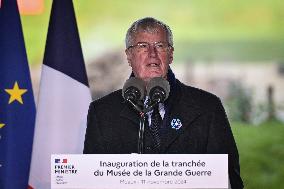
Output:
[147, 77, 170, 101]
[122, 77, 145, 101]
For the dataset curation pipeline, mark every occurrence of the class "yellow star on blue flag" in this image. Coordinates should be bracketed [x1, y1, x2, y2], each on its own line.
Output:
[0, 123, 5, 129]
[5, 81, 27, 104]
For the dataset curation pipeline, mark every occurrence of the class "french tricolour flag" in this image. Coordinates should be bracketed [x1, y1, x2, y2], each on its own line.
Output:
[28, 0, 91, 188]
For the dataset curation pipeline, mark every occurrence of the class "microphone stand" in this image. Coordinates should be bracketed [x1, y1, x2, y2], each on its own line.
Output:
[138, 112, 146, 154]
[126, 98, 161, 154]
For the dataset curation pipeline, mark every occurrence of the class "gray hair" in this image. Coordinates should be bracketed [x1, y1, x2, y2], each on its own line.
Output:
[125, 17, 173, 48]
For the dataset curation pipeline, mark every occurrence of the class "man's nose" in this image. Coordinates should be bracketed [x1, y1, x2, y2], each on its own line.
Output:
[148, 45, 158, 57]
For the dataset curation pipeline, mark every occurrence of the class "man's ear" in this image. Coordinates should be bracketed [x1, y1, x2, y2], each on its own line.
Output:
[169, 47, 174, 64]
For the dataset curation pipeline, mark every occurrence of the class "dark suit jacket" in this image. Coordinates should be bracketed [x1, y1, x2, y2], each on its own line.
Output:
[84, 79, 244, 189]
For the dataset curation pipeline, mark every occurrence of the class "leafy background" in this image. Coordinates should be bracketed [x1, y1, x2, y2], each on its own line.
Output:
[21, 0, 284, 65]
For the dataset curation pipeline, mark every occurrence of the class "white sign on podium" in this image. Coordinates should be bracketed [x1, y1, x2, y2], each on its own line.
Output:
[51, 154, 228, 189]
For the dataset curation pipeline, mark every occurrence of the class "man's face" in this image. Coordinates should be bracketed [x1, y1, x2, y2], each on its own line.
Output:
[125, 27, 174, 83]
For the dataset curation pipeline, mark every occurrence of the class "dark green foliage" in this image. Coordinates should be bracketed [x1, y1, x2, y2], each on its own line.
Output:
[232, 121, 284, 189]
[226, 81, 252, 123]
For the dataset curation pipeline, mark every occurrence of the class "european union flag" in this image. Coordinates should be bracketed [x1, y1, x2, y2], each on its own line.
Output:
[0, 0, 36, 188]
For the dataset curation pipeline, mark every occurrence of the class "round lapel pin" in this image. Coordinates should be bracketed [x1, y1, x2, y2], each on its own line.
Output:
[171, 118, 182, 130]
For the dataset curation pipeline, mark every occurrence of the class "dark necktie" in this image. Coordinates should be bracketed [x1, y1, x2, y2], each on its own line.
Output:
[150, 105, 162, 149]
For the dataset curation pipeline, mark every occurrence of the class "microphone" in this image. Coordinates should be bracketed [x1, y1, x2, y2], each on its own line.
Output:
[147, 77, 170, 103]
[122, 77, 145, 112]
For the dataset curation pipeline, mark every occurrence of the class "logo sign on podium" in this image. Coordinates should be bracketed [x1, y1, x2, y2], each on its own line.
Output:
[51, 154, 228, 189]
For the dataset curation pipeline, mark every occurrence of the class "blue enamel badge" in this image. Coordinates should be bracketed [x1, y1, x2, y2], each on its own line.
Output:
[171, 118, 182, 130]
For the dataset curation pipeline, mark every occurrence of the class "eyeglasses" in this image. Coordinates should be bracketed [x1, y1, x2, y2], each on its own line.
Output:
[127, 42, 172, 53]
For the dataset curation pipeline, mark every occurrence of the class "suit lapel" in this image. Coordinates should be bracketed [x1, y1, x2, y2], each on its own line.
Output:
[120, 102, 140, 126]
[161, 82, 202, 153]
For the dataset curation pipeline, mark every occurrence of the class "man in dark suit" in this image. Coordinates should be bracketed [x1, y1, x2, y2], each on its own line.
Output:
[84, 17, 243, 189]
